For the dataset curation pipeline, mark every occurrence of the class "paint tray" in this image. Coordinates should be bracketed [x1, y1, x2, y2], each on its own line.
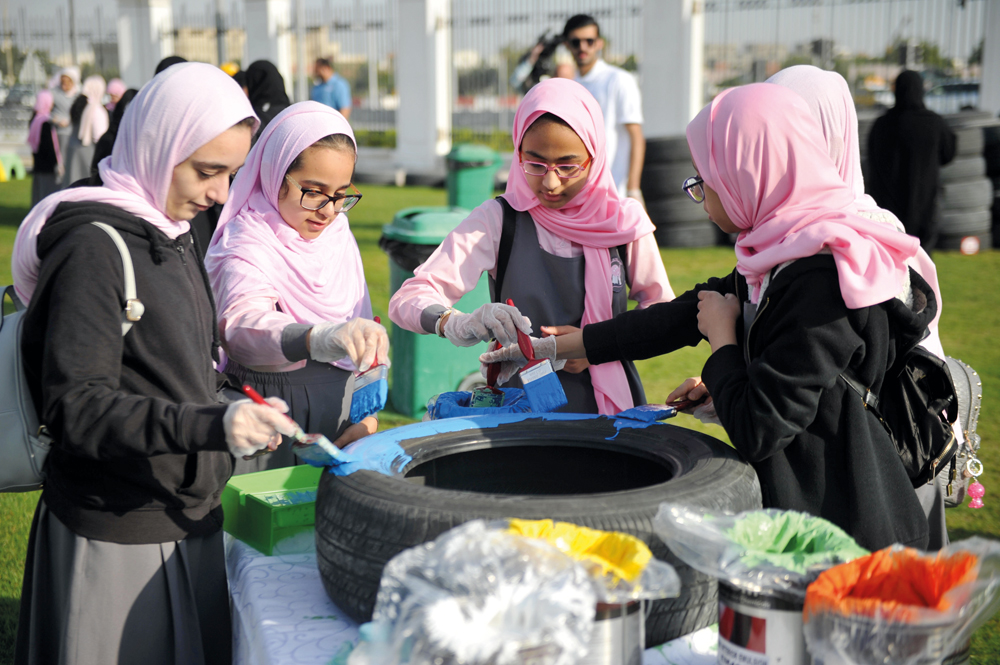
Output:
[221, 465, 323, 555]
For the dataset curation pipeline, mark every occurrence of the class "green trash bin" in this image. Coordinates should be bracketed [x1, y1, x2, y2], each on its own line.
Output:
[446, 144, 501, 211]
[381, 206, 493, 417]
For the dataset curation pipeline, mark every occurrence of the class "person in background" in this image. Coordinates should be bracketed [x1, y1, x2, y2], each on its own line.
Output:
[64, 75, 109, 186]
[246, 60, 291, 133]
[12, 62, 290, 665]
[91, 89, 139, 179]
[555, 62, 576, 79]
[311, 57, 352, 120]
[155, 55, 187, 76]
[563, 14, 645, 203]
[205, 102, 386, 474]
[867, 70, 956, 252]
[27, 90, 62, 206]
[390, 78, 673, 415]
[50, 66, 79, 187]
[106, 78, 126, 112]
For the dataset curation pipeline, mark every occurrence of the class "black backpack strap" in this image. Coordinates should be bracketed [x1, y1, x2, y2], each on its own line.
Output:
[491, 196, 517, 303]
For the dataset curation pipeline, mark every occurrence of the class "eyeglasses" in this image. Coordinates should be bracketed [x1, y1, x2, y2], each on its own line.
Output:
[519, 153, 593, 179]
[285, 175, 362, 213]
[567, 37, 597, 50]
[682, 175, 705, 203]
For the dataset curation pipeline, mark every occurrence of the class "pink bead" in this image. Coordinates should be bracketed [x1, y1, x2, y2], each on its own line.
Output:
[968, 481, 985, 509]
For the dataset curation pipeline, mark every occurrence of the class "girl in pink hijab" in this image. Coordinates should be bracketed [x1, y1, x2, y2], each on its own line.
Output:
[390, 78, 672, 415]
[13, 62, 301, 665]
[63, 74, 109, 185]
[106, 77, 126, 111]
[205, 101, 389, 474]
[27, 89, 62, 206]
[487, 83, 932, 551]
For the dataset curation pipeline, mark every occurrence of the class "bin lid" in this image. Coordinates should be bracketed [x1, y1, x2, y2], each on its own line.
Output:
[447, 143, 500, 168]
[382, 206, 473, 244]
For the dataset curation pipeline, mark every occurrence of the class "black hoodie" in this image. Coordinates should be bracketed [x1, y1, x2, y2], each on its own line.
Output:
[583, 255, 931, 551]
[22, 201, 233, 544]
[868, 71, 956, 249]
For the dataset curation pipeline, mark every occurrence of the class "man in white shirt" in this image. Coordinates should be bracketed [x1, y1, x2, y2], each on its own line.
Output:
[563, 14, 645, 203]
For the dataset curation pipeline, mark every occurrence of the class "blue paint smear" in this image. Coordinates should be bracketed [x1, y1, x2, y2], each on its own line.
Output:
[328, 411, 668, 477]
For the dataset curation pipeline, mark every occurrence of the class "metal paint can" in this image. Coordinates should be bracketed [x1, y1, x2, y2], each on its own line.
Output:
[580, 601, 644, 665]
[718, 581, 807, 665]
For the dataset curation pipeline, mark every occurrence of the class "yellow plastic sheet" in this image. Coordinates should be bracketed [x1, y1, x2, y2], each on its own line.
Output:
[506, 518, 651, 584]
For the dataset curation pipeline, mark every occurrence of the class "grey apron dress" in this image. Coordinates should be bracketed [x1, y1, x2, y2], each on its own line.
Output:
[227, 358, 354, 475]
[490, 206, 645, 413]
[14, 500, 230, 665]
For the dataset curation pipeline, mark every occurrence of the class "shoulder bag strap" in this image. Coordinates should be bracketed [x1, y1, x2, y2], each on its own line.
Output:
[90, 222, 144, 336]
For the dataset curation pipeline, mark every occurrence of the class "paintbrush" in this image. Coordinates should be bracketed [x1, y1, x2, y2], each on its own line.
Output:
[349, 316, 389, 423]
[506, 298, 567, 413]
[614, 395, 710, 422]
[240, 384, 345, 466]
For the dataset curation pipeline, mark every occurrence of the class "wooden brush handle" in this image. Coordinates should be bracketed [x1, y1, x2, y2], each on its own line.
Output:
[505, 298, 535, 362]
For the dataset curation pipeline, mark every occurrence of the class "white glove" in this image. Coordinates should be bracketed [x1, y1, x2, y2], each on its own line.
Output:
[690, 398, 721, 426]
[442, 303, 532, 348]
[310, 318, 390, 371]
[223, 397, 298, 457]
[478, 335, 564, 386]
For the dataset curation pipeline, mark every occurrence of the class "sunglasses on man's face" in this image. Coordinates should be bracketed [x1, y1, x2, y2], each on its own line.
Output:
[567, 37, 597, 50]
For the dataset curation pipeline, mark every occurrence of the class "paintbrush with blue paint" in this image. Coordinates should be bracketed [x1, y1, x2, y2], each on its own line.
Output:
[507, 298, 567, 413]
[349, 316, 389, 423]
[615, 396, 709, 422]
[240, 384, 345, 466]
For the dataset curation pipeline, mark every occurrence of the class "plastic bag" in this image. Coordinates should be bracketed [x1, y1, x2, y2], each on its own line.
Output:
[802, 537, 1000, 665]
[506, 518, 681, 604]
[653, 503, 868, 603]
[348, 520, 597, 665]
[426, 388, 531, 420]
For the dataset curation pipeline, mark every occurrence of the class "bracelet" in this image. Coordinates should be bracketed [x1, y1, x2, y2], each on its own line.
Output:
[436, 308, 457, 338]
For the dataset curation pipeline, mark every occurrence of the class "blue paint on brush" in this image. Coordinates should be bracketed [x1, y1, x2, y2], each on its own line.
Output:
[349, 365, 388, 423]
[327, 412, 669, 477]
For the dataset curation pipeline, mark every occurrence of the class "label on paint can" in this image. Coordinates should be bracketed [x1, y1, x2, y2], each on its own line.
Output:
[469, 387, 505, 408]
[718, 581, 806, 665]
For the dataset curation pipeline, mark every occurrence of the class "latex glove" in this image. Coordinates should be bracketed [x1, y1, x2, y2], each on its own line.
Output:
[691, 399, 721, 426]
[310, 318, 390, 371]
[443, 303, 532, 348]
[479, 340, 519, 387]
[223, 397, 298, 458]
[626, 188, 645, 208]
[478, 336, 564, 384]
[666, 376, 721, 426]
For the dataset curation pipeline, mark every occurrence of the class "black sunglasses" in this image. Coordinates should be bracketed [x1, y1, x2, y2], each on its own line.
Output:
[567, 37, 597, 49]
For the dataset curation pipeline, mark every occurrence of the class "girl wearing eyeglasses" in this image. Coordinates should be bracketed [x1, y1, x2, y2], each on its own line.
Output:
[205, 101, 388, 473]
[484, 83, 932, 551]
[388, 78, 672, 414]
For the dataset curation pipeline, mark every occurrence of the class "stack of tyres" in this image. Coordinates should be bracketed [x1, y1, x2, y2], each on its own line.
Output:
[641, 136, 717, 248]
[985, 120, 1000, 247]
[937, 111, 997, 251]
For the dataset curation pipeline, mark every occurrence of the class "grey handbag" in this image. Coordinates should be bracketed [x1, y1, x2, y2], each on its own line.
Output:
[943, 356, 983, 508]
[0, 222, 143, 492]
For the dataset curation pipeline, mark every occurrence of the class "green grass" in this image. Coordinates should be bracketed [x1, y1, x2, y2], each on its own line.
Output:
[0, 178, 997, 662]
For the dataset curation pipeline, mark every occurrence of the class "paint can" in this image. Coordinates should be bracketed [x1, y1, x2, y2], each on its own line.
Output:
[579, 601, 644, 665]
[808, 615, 971, 665]
[718, 581, 807, 665]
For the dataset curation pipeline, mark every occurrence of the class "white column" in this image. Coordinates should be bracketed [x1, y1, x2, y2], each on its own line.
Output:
[641, 0, 704, 138]
[395, 0, 451, 174]
[117, 0, 174, 88]
[244, 0, 293, 100]
[981, 2, 1000, 116]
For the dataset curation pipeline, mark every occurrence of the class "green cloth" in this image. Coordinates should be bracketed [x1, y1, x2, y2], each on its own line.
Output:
[726, 511, 869, 575]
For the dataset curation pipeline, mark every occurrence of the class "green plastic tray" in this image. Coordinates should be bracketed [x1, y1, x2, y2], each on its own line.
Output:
[222, 465, 323, 555]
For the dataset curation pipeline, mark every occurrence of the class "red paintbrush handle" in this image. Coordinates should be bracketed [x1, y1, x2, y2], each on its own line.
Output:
[373, 316, 381, 365]
[505, 298, 535, 362]
[486, 358, 500, 388]
[242, 384, 269, 406]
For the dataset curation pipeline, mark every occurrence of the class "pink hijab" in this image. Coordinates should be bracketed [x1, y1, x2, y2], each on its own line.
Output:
[504, 78, 655, 415]
[78, 75, 109, 147]
[27, 90, 56, 155]
[686, 83, 919, 309]
[12, 62, 258, 303]
[205, 102, 371, 369]
[767, 65, 943, 328]
[106, 77, 126, 111]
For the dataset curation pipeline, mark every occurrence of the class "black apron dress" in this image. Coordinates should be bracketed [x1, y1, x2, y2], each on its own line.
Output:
[490, 206, 645, 413]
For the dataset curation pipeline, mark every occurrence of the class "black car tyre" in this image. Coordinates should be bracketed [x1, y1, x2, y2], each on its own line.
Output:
[315, 415, 761, 647]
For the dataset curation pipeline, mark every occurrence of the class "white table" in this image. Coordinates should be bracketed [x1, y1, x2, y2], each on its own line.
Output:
[226, 532, 719, 665]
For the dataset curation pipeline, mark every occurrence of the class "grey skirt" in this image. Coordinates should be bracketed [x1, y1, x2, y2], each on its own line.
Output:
[30, 172, 59, 207]
[14, 500, 231, 665]
[227, 359, 353, 475]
